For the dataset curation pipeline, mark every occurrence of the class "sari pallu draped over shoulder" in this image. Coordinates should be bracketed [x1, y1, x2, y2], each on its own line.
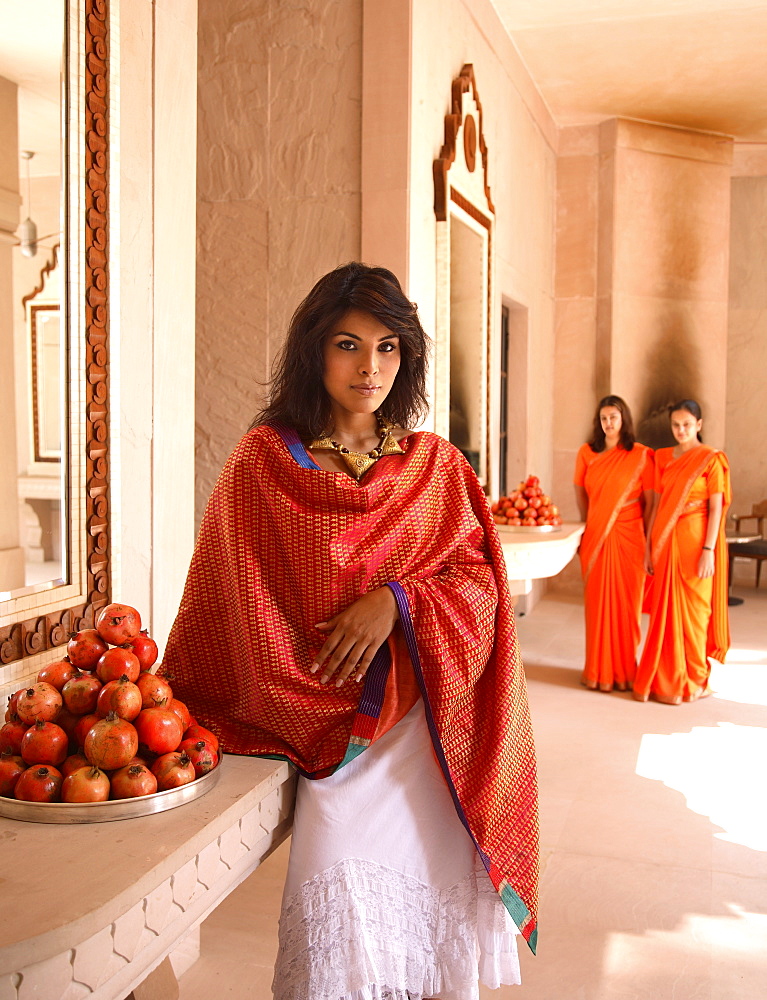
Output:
[577, 445, 649, 584]
[161, 425, 539, 951]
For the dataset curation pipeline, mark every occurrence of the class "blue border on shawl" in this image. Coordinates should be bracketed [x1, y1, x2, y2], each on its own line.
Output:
[270, 422, 323, 471]
[386, 580, 538, 953]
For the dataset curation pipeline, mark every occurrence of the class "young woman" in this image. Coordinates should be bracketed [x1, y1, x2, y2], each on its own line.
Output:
[162, 262, 539, 999]
[633, 400, 731, 704]
[573, 396, 655, 691]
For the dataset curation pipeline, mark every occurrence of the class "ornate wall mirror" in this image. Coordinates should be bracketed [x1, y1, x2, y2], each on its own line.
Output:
[433, 64, 495, 490]
[0, 0, 111, 671]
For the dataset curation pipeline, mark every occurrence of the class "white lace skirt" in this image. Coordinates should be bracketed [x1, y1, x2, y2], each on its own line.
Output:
[272, 700, 521, 1000]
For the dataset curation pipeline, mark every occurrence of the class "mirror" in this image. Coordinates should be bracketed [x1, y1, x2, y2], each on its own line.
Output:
[0, 2, 65, 596]
[0, 0, 112, 670]
[21, 248, 65, 586]
[433, 65, 495, 490]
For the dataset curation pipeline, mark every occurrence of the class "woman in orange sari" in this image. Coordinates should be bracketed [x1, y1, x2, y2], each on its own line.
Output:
[574, 396, 654, 691]
[634, 400, 731, 704]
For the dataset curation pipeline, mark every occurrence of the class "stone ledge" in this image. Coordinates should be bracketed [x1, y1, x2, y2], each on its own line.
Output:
[0, 757, 296, 1000]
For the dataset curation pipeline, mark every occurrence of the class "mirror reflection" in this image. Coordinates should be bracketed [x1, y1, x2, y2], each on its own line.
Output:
[0, 1, 65, 596]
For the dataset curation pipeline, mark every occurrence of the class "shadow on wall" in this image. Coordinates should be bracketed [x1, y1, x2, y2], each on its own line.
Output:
[635, 320, 701, 450]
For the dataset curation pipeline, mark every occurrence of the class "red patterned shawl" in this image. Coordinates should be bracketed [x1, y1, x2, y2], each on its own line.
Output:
[161, 425, 539, 949]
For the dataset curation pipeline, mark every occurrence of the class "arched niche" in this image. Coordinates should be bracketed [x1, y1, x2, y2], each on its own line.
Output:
[433, 64, 495, 489]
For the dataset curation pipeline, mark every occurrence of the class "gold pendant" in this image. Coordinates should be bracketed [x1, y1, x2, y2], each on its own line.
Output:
[341, 452, 377, 479]
[309, 428, 405, 480]
[379, 431, 405, 458]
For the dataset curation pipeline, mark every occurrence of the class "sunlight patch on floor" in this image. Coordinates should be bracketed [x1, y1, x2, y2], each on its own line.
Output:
[603, 906, 767, 983]
[723, 648, 767, 664]
[636, 724, 767, 851]
[711, 655, 767, 706]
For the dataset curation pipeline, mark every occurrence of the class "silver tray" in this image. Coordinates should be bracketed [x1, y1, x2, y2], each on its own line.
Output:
[0, 757, 222, 824]
[499, 524, 562, 534]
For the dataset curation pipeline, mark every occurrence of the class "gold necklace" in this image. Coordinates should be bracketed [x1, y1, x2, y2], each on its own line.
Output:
[309, 413, 405, 479]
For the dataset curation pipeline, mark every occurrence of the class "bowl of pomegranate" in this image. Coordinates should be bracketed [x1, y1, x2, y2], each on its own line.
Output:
[0, 603, 222, 824]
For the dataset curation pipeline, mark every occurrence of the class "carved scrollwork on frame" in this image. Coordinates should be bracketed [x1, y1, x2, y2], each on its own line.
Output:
[1, 609, 89, 666]
[0, 0, 110, 668]
[433, 63, 494, 222]
[85, 0, 111, 618]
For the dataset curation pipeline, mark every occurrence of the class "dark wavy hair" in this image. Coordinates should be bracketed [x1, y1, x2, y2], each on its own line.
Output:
[252, 262, 430, 438]
[588, 395, 636, 453]
[669, 398, 703, 442]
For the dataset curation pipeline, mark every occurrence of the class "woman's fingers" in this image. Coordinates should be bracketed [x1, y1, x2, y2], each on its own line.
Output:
[317, 636, 373, 685]
[310, 587, 399, 687]
[333, 641, 376, 687]
[321, 638, 361, 683]
[313, 623, 383, 685]
[698, 549, 715, 578]
[311, 627, 350, 677]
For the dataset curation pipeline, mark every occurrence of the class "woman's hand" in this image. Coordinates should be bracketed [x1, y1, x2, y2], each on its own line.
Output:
[311, 587, 400, 688]
[644, 543, 654, 576]
[697, 547, 716, 579]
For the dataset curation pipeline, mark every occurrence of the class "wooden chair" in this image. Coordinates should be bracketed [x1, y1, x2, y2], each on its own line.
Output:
[730, 499, 767, 587]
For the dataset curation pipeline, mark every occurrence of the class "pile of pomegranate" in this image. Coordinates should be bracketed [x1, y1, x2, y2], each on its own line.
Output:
[0, 603, 218, 804]
[491, 474, 563, 527]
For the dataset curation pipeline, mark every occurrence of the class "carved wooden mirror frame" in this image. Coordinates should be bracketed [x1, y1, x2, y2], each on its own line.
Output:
[0, 0, 111, 668]
[433, 64, 495, 489]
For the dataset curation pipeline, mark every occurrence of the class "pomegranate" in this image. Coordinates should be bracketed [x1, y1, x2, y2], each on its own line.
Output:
[0, 720, 29, 756]
[37, 657, 78, 691]
[5, 688, 25, 722]
[54, 707, 79, 741]
[73, 712, 101, 748]
[168, 698, 191, 733]
[62, 671, 103, 715]
[95, 603, 142, 645]
[127, 631, 159, 672]
[16, 683, 62, 725]
[110, 763, 158, 799]
[84, 712, 139, 770]
[62, 766, 111, 802]
[96, 646, 141, 684]
[133, 708, 183, 755]
[183, 724, 219, 755]
[97, 676, 142, 721]
[0, 750, 25, 797]
[20, 720, 69, 766]
[135, 672, 173, 709]
[124, 753, 153, 768]
[151, 751, 196, 790]
[67, 629, 109, 671]
[14, 765, 63, 802]
[61, 750, 91, 777]
[178, 738, 218, 778]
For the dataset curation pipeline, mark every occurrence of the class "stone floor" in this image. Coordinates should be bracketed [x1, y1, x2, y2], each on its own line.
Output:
[178, 575, 767, 1000]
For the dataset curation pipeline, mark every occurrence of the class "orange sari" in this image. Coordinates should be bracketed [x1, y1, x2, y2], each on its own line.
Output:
[574, 443, 653, 690]
[634, 446, 731, 704]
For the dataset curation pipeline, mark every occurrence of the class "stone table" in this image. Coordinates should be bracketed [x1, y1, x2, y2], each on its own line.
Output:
[496, 521, 585, 597]
[0, 756, 296, 1000]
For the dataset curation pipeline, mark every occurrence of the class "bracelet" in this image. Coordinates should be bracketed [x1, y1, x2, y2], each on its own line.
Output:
[702, 546, 713, 550]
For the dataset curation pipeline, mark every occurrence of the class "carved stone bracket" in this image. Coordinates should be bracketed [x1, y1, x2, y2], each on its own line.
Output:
[433, 63, 494, 222]
[0, 0, 110, 667]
